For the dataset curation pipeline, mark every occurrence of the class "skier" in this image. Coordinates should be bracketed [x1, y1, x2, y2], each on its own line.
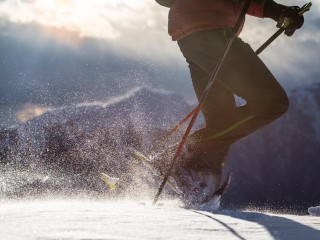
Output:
[154, 0, 304, 202]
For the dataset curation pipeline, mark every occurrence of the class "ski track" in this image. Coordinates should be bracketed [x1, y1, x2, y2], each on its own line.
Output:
[0, 200, 319, 240]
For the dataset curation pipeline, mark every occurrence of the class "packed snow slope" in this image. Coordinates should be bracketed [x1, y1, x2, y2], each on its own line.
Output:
[0, 84, 319, 213]
[0, 200, 320, 240]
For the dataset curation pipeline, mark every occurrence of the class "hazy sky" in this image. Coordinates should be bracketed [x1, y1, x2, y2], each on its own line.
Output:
[0, 0, 178, 59]
[0, 0, 318, 63]
[0, 0, 319, 126]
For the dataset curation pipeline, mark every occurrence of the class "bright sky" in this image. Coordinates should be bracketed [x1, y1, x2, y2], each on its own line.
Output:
[0, 0, 155, 39]
[0, 0, 319, 87]
[0, 0, 176, 59]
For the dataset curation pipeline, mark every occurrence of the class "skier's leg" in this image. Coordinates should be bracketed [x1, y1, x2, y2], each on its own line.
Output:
[178, 28, 289, 154]
[187, 60, 235, 176]
[188, 60, 237, 128]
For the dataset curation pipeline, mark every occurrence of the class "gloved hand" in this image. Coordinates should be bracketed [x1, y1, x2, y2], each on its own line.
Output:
[277, 6, 304, 36]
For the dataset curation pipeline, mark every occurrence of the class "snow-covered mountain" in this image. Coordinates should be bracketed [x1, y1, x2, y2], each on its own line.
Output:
[0, 84, 319, 213]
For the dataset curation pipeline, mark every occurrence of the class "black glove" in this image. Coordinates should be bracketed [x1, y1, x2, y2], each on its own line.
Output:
[264, 1, 304, 37]
[278, 6, 304, 36]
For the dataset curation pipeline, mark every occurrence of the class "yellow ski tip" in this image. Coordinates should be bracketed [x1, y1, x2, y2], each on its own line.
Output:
[134, 150, 150, 162]
[134, 150, 147, 160]
[99, 173, 119, 191]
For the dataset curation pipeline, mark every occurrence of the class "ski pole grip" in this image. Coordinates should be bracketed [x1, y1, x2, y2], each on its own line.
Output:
[282, 2, 312, 29]
[256, 2, 312, 55]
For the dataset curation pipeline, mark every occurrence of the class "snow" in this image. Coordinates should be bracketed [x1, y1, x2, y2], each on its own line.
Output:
[309, 206, 320, 216]
[0, 199, 319, 240]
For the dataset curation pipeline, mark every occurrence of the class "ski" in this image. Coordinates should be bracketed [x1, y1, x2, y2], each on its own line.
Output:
[133, 148, 230, 206]
[99, 172, 119, 191]
[133, 149, 183, 195]
[99, 148, 230, 205]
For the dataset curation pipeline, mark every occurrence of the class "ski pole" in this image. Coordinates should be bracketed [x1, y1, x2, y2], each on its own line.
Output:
[256, 2, 312, 55]
[149, 108, 196, 153]
[152, 0, 253, 205]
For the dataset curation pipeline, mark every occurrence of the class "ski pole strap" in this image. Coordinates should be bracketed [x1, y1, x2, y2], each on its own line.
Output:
[256, 2, 312, 55]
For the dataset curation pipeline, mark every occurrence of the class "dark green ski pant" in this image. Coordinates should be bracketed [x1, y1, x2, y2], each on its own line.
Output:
[177, 29, 289, 171]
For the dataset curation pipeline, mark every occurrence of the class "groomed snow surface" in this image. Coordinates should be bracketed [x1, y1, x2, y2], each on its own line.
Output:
[0, 200, 319, 240]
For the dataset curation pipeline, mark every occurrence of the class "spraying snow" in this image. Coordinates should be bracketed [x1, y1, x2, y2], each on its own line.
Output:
[0, 86, 319, 210]
[308, 206, 320, 217]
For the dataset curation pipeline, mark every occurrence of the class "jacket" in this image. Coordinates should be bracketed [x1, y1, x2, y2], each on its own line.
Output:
[168, 0, 266, 41]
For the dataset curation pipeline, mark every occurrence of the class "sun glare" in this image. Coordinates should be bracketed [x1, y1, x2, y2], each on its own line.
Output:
[0, 0, 170, 56]
[16, 104, 50, 123]
[0, 0, 153, 42]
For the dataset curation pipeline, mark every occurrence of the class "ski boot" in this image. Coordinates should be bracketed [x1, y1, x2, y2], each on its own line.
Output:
[170, 149, 224, 209]
[152, 144, 229, 210]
